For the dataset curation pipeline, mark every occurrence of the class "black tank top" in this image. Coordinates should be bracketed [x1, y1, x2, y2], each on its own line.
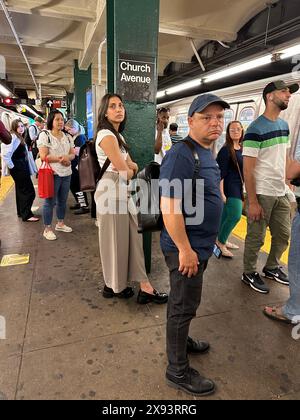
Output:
[12, 141, 30, 173]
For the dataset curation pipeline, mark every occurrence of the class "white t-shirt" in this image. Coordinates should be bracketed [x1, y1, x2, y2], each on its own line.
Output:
[155, 129, 172, 165]
[96, 129, 128, 173]
[37, 130, 74, 177]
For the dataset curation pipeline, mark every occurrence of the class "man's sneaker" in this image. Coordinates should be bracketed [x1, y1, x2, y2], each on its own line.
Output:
[242, 272, 270, 294]
[166, 367, 215, 397]
[263, 267, 289, 286]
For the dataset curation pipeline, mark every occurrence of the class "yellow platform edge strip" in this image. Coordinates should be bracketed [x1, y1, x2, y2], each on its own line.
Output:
[0, 176, 14, 202]
[233, 216, 289, 266]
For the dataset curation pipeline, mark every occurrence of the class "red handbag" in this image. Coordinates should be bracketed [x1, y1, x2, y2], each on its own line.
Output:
[38, 159, 54, 199]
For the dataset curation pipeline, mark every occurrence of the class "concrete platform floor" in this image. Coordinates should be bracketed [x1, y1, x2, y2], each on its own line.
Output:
[0, 186, 300, 401]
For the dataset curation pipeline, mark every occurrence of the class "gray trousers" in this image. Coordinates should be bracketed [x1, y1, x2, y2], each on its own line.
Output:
[164, 252, 207, 376]
[244, 195, 291, 274]
[95, 172, 148, 293]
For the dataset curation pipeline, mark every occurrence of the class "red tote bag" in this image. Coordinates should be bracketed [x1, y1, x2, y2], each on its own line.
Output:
[38, 160, 54, 199]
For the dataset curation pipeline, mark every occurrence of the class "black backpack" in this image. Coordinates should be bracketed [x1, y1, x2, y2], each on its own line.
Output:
[136, 139, 200, 233]
[78, 141, 110, 192]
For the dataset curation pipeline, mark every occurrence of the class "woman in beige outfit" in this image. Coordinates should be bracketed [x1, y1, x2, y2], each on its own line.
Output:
[95, 94, 168, 305]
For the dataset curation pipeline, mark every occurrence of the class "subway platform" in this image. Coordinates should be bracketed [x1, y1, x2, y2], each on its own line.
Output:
[0, 183, 300, 401]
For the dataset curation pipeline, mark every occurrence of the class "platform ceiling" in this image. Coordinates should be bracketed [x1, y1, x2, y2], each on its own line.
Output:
[0, 0, 271, 98]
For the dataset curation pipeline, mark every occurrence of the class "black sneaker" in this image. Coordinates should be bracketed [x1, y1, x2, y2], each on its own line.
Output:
[166, 367, 215, 397]
[263, 267, 289, 286]
[242, 272, 270, 294]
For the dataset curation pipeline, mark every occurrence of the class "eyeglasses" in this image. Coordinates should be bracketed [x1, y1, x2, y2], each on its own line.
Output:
[198, 115, 225, 124]
[229, 128, 242, 132]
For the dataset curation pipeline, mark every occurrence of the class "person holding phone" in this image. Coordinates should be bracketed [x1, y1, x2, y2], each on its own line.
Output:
[154, 107, 172, 165]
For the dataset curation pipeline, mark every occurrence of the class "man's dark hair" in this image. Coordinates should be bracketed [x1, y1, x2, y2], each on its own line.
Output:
[169, 123, 178, 132]
[47, 110, 64, 130]
[157, 107, 170, 115]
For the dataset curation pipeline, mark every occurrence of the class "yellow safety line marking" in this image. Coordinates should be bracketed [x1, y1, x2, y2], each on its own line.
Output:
[0, 254, 30, 268]
[233, 216, 289, 265]
[0, 176, 14, 202]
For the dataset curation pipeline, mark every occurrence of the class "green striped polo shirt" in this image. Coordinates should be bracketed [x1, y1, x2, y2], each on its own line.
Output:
[243, 115, 290, 197]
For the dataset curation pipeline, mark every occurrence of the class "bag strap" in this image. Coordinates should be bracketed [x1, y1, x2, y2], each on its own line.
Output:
[231, 149, 244, 185]
[96, 158, 111, 184]
[183, 139, 201, 207]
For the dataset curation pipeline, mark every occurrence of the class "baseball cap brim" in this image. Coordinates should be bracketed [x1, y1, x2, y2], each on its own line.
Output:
[287, 83, 300, 94]
[189, 98, 230, 117]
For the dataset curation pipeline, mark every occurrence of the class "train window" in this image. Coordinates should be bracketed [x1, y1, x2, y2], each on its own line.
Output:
[238, 106, 256, 132]
[1, 112, 12, 130]
[216, 108, 235, 153]
[175, 113, 189, 138]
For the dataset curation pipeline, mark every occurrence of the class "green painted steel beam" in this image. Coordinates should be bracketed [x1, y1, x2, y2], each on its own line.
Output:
[73, 60, 92, 130]
[106, 0, 160, 273]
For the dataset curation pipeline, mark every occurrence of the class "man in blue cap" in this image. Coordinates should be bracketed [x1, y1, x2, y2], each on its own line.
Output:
[160, 93, 230, 396]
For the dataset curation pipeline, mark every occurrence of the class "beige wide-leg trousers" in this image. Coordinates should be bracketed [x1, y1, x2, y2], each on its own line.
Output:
[95, 172, 148, 293]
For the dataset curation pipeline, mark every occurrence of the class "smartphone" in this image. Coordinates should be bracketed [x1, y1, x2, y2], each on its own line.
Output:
[213, 244, 222, 259]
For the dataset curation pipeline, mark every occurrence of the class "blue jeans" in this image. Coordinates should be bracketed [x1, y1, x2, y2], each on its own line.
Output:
[283, 212, 300, 320]
[43, 175, 71, 226]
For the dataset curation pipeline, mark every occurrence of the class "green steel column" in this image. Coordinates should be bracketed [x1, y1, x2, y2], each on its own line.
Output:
[73, 60, 92, 130]
[107, 0, 160, 273]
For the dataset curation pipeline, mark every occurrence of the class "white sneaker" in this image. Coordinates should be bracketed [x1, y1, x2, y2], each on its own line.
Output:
[55, 224, 73, 233]
[43, 230, 57, 241]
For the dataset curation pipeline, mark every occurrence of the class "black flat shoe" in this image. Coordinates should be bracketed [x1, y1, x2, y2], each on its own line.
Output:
[74, 207, 90, 215]
[137, 289, 168, 305]
[187, 337, 210, 354]
[70, 203, 81, 210]
[102, 286, 134, 299]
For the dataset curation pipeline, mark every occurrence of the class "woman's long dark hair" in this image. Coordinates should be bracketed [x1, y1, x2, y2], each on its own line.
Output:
[96, 93, 129, 152]
[225, 121, 244, 164]
[11, 119, 25, 144]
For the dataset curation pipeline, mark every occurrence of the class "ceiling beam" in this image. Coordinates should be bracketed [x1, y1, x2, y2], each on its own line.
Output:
[6, 0, 96, 23]
[78, 0, 106, 70]
[0, 35, 83, 51]
[159, 23, 236, 42]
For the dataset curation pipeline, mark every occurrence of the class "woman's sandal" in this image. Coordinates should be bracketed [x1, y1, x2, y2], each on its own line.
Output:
[263, 306, 293, 325]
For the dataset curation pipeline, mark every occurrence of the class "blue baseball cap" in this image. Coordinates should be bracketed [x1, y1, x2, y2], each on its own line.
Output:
[188, 93, 230, 117]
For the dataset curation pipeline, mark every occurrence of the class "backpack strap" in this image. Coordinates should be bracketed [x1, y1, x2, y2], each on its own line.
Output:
[96, 158, 111, 184]
[183, 139, 201, 207]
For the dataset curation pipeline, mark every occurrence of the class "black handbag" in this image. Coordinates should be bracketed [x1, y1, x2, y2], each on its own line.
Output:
[136, 140, 200, 233]
[78, 142, 110, 192]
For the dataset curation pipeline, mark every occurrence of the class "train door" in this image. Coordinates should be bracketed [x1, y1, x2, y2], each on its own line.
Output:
[0, 111, 12, 131]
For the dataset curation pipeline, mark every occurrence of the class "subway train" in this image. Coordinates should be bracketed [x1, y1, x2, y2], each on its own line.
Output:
[0, 105, 33, 131]
[162, 72, 300, 157]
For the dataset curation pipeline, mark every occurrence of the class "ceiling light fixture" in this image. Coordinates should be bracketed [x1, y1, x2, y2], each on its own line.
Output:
[279, 44, 300, 60]
[166, 79, 202, 95]
[0, 83, 12, 97]
[204, 55, 273, 83]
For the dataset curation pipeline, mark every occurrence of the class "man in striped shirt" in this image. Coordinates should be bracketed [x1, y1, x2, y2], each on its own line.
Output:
[242, 80, 299, 294]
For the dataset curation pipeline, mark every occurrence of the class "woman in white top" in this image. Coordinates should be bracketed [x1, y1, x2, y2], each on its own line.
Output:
[37, 111, 75, 241]
[95, 93, 168, 304]
[2, 119, 38, 222]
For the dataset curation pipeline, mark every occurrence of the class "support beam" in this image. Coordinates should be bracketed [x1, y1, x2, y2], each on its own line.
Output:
[78, 0, 106, 70]
[159, 23, 236, 42]
[6, 0, 96, 23]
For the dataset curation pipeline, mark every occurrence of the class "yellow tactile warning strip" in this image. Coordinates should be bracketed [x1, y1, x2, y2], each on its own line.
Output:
[233, 216, 289, 266]
[0, 254, 30, 268]
[0, 176, 14, 202]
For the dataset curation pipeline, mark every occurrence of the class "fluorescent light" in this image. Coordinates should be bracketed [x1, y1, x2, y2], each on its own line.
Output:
[20, 104, 40, 118]
[157, 91, 166, 99]
[0, 83, 11, 97]
[279, 44, 300, 60]
[204, 55, 273, 83]
[166, 79, 202, 95]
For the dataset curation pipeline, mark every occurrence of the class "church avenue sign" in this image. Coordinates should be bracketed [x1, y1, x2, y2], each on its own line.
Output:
[118, 53, 156, 103]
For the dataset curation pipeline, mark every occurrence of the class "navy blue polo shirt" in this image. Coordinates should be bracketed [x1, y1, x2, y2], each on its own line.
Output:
[216, 146, 243, 200]
[160, 136, 223, 261]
